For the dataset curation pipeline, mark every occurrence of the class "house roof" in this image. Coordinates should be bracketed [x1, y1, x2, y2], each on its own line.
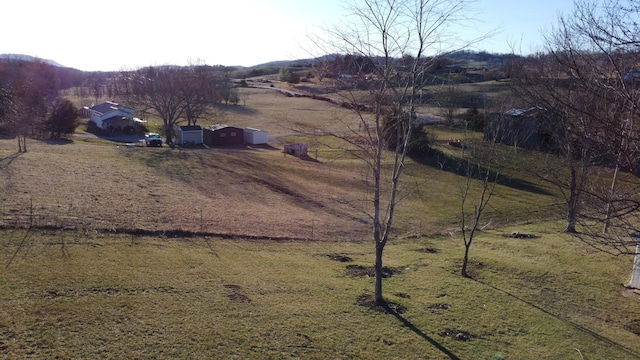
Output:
[504, 107, 543, 117]
[244, 127, 266, 133]
[89, 101, 135, 117]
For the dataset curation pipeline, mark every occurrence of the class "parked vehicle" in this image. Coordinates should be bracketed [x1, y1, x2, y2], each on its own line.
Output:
[145, 133, 163, 147]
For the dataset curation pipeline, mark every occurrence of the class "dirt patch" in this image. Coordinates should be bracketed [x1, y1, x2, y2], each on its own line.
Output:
[346, 264, 403, 278]
[505, 231, 539, 239]
[356, 294, 407, 314]
[415, 246, 440, 254]
[440, 329, 473, 341]
[224, 284, 251, 303]
[426, 303, 450, 311]
[327, 254, 353, 262]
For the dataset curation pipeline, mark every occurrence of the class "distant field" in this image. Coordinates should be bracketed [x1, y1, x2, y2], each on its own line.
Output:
[1, 84, 562, 240]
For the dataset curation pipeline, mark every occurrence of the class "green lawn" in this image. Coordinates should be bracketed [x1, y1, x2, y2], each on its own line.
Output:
[1, 223, 639, 359]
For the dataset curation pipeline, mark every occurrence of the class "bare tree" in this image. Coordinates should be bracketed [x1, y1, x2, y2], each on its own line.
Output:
[458, 135, 500, 278]
[181, 65, 218, 126]
[123, 66, 187, 145]
[320, 0, 481, 305]
[516, 0, 640, 253]
[511, 58, 597, 233]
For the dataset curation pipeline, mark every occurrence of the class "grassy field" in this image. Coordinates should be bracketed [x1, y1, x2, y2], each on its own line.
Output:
[1, 83, 638, 358]
[1, 223, 639, 359]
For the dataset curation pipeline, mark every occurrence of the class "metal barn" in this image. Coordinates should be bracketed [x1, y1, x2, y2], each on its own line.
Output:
[203, 125, 244, 146]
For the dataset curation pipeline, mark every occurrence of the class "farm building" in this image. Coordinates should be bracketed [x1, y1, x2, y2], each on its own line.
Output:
[88, 101, 145, 134]
[177, 125, 203, 146]
[284, 143, 308, 157]
[484, 107, 558, 150]
[243, 127, 268, 145]
[203, 125, 244, 146]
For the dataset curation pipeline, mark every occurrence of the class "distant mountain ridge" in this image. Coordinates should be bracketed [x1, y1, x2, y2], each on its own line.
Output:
[0, 54, 65, 68]
[0, 51, 515, 73]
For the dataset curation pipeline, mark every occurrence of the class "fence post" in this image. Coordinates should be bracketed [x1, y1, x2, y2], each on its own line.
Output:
[29, 197, 33, 228]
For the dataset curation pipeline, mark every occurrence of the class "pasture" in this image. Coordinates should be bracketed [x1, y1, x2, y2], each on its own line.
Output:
[1, 83, 639, 359]
[1, 224, 639, 359]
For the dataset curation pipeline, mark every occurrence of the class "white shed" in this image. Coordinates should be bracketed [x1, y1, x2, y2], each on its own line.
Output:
[177, 126, 203, 145]
[629, 231, 640, 289]
[244, 127, 268, 145]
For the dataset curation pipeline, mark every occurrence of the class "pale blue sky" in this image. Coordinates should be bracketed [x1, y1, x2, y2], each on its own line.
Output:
[1, 0, 574, 71]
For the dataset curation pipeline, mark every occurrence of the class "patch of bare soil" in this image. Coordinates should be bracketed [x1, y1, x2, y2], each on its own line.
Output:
[327, 254, 353, 262]
[346, 264, 403, 278]
[356, 294, 407, 314]
[224, 284, 251, 303]
[415, 246, 440, 254]
[426, 303, 450, 312]
[439, 329, 474, 341]
[504, 231, 539, 239]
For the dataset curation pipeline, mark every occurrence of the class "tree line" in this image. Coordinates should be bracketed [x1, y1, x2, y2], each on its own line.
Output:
[0, 59, 81, 151]
[108, 64, 238, 144]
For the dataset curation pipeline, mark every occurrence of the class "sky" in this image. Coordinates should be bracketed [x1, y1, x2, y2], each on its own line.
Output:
[2, 0, 576, 72]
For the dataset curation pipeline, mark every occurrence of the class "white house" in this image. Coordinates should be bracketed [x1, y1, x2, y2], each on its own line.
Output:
[88, 101, 138, 131]
[243, 127, 268, 145]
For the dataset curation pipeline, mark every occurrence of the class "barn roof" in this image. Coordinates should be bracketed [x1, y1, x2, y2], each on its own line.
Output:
[206, 124, 242, 131]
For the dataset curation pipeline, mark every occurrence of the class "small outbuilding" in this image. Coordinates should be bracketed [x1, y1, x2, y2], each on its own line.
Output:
[284, 143, 308, 157]
[177, 125, 203, 146]
[243, 127, 268, 145]
[203, 125, 244, 146]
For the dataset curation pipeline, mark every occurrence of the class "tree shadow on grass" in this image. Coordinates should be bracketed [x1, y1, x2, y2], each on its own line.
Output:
[359, 294, 461, 360]
[410, 148, 553, 196]
[0, 151, 23, 169]
[475, 279, 640, 359]
[39, 138, 74, 145]
[384, 302, 462, 360]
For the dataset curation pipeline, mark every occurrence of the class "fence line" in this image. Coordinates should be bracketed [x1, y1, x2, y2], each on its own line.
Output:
[0, 200, 566, 240]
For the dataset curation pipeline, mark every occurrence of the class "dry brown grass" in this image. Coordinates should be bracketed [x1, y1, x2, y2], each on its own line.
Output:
[0, 138, 373, 240]
[208, 87, 367, 137]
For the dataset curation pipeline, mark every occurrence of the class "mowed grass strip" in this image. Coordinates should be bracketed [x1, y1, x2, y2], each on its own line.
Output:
[1, 225, 639, 359]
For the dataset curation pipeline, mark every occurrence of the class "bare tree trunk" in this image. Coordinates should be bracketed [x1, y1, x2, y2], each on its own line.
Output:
[461, 242, 471, 277]
[603, 164, 620, 234]
[564, 165, 579, 233]
[374, 242, 384, 304]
